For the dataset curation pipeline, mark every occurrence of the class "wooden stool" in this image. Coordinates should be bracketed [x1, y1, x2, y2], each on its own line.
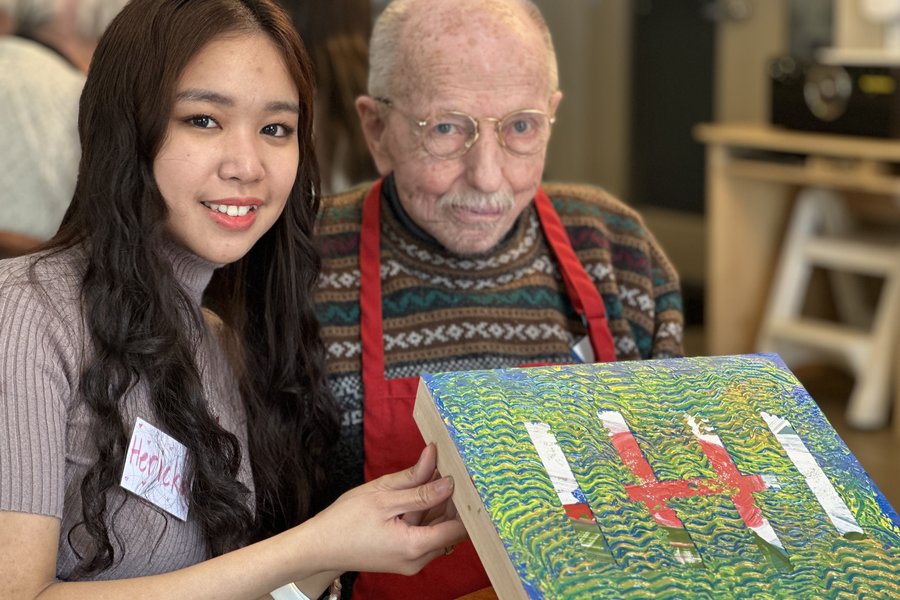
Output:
[757, 187, 900, 430]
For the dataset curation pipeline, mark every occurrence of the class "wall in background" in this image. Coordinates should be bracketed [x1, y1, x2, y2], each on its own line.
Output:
[535, 0, 633, 200]
[629, 1, 714, 215]
[535, 0, 793, 299]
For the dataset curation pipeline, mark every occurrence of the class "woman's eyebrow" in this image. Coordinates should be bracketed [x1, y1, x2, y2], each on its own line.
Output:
[175, 88, 233, 106]
[175, 88, 300, 114]
[265, 100, 301, 115]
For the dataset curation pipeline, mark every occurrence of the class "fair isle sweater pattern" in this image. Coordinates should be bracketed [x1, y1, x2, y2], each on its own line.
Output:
[314, 180, 684, 495]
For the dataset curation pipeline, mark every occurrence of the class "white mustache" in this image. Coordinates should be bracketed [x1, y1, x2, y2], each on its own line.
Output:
[437, 190, 515, 212]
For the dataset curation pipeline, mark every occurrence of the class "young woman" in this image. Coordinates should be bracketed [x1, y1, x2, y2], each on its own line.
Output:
[0, 1, 464, 599]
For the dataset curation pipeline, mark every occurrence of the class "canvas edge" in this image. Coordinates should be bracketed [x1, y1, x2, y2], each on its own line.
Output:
[412, 377, 532, 600]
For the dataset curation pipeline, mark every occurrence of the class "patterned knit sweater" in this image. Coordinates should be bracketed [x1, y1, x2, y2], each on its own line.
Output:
[314, 179, 684, 497]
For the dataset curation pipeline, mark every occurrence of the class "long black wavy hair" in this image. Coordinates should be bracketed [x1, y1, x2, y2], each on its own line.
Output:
[43, 0, 340, 576]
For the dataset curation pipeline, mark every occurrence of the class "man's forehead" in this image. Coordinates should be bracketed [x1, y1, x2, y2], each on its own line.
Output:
[402, 0, 543, 55]
[403, 0, 530, 32]
[394, 8, 552, 107]
[400, 77, 552, 117]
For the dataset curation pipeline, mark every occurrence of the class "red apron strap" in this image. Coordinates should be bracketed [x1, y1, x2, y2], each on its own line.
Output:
[359, 179, 387, 398]
[356, 181, 491, 597]
[385, 376, 419, 398]
[533, 187, 617, 363]
[351, 182, 608, 599]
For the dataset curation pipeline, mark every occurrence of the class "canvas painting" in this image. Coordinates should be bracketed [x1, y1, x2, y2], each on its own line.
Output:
[413, 354, 900, 599]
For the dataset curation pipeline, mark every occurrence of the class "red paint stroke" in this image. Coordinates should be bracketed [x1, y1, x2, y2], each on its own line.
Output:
[609, 431, 657, 484]
[564, 502, 596, 522]
[610, 430, 684, 528]
[611, 428, 768, 530]
[697, 438, 767, 529]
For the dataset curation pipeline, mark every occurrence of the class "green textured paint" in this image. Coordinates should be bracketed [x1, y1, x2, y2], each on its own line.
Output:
[420, 354, 900, 599]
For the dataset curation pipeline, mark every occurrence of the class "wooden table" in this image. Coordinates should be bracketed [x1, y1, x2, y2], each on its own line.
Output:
[693, 122, 900, 357]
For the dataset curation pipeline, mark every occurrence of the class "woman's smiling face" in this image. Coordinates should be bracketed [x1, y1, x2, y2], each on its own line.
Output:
[153, 31, 301, 265]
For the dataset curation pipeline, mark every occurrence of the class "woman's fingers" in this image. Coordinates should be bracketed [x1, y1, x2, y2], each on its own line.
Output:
[390, 474, 455, 515]
[395, 517, 468, 575]
[369, 444, 456, 516]
[308, 446, 470, 576]
[404, 492, 458, 527]
[399, 443, 439, 489]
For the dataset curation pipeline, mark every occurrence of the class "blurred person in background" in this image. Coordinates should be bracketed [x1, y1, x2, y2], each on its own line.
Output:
[279, 0, 378, 194]
[0, 0, 127, 258]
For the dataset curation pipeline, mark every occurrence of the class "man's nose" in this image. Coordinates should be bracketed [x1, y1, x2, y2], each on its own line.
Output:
[464, 126, 504, 193]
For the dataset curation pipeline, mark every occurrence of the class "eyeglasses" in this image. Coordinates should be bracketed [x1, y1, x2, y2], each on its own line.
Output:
[375, 97, 555, 160]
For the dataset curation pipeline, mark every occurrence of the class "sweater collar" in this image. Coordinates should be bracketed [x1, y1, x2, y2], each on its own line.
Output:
[161, 239, 219, 306]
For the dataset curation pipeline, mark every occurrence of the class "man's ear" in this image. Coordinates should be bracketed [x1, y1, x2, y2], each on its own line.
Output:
[549, 90, 563, 117]
[356, 96, 394, 175]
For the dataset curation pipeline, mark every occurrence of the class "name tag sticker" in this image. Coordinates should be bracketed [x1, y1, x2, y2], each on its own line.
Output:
[121, 417, 190, 521]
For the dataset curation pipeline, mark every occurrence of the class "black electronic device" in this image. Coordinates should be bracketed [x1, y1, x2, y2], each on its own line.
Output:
[769, 55, 900, 138]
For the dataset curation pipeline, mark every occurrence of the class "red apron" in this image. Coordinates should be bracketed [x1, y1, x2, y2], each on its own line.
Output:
[352, 179, 616, 599]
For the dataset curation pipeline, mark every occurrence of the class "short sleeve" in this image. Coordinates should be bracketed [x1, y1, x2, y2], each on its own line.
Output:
[0, 261, 79, 518]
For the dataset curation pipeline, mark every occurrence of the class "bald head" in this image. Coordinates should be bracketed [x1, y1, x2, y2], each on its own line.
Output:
[368, 0, 558, 102]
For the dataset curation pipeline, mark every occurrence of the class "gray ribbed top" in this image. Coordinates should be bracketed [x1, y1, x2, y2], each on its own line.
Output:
[0, 243, 254, 580]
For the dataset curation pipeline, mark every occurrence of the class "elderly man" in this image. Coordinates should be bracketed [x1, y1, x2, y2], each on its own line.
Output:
[314, 0, 683, 597]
